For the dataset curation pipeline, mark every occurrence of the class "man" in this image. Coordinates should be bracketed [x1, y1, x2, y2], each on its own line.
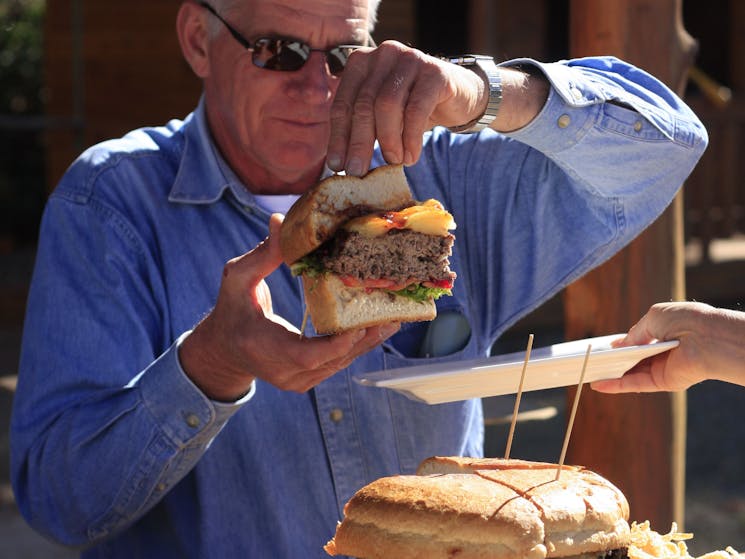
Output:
[11, 0, 707, 557]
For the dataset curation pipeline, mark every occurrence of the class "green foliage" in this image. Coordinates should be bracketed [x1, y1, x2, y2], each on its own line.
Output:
[0, 0, 45, 114]
[0, 0, 47, 245]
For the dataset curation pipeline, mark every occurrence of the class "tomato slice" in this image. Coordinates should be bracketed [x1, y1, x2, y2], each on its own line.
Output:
[339, 275, 415, 290]
[339, 275, 362, 288]
[422, 278, 454, 289]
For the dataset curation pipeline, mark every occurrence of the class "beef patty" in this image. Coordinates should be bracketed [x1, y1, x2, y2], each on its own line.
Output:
[318, 229, 455, 284]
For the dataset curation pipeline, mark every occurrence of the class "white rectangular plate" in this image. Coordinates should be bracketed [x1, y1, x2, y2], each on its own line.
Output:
[355, 334, 679, 404]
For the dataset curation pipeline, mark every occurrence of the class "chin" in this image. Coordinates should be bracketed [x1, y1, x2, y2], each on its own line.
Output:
[272, 140, 326, 169]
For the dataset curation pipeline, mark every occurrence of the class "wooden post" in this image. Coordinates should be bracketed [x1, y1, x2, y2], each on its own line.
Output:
[565, 0, 697, 530]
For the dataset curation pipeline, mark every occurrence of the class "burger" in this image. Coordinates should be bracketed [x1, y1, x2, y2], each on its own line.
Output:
[280, 165, 457, 334]
[324, 456, 631, 559]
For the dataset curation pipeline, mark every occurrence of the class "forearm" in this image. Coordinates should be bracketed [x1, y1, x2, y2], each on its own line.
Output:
[492, 66, 550, 133]
[11, 338, 244, 545]
[695, 307, 745, 387]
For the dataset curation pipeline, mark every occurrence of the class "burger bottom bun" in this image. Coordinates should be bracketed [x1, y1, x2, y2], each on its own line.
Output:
[303, 273, 436, 334]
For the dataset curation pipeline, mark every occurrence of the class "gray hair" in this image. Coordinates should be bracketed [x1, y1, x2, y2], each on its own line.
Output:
[204, 0, 382, 36]
[368, 0, 381, 32]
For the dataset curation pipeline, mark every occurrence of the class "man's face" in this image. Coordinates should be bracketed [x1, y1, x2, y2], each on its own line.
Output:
[202, 0, 370, 191]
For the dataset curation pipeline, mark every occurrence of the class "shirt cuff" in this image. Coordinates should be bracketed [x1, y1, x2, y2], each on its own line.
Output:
[132, 332, 255, 447]
[504, 81, 601, 156]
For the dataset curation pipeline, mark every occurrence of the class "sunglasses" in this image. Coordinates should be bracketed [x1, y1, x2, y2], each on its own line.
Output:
[199, 2, 367, 75]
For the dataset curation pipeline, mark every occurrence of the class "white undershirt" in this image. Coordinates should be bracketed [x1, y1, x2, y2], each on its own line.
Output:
[252, 194, 301, 215]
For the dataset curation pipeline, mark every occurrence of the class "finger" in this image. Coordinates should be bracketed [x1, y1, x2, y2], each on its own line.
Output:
[591, 363, 657, 393]
[319, 322, 401, 372]
[290, 323, 399, 375]
[222, 213, 285, 290]
[591, 371, 665, 393]
[609, 334, 629, 348]
[343, 54, 395, 176]
[265, 329, 369, 391]
[268, 212, 284, 236]
[400, 72, 443, 165]
[351, 322, 401, 354]
[289, 323, 402, 391]
[327, 49, 371, 172]
[617, 312, 659, 348]
[374, 58, 421, 166]
[288, 328, 368, 371]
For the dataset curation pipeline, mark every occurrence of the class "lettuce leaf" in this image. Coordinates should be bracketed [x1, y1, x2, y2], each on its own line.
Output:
[290, 254, 324, 277]
[389, 283, 452, 303]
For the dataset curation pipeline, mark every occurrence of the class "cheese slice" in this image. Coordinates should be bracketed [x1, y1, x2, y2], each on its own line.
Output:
[342, 199, 456, 237]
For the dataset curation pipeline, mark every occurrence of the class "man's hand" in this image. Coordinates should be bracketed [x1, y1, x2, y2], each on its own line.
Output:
[326, 40, 549, 177]
[179, 213, 400, 401]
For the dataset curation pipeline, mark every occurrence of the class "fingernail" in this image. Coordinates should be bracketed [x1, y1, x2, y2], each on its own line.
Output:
[347, 157, 364, 177]
[383, 150, 403, 165]
[327, 154, 342, 171]
[403, 150, 414, 166]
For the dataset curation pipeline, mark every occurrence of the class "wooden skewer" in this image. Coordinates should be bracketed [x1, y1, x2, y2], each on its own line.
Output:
[299, 306, 309, 339]
[556, 344, 592, 481]
[298, 277, 314, 338]
[505, 334, 534, 459]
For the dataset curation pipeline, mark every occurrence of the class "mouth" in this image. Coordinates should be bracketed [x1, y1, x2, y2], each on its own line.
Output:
[276, 116, 328, 128]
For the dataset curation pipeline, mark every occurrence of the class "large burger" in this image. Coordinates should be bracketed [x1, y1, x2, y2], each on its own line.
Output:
[324, 456, 631, 559]
[280, 165, 456, 334]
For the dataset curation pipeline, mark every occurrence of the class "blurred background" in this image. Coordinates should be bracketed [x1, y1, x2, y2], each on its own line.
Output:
[0, 0, 743, 557]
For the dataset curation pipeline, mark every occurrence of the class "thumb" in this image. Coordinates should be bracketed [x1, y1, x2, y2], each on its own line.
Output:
[224, 213, 285, 291]
[619, 312, 658, 348]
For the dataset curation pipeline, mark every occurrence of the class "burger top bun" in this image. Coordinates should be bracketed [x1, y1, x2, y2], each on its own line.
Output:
[325, 456, 631, 559]
[324, 473, 548, 559]
[280, 165, 414, 267]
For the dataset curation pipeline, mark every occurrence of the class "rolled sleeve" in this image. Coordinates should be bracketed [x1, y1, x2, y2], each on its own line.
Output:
[506, 85, 602, 156]
[134, 331, 253, 446]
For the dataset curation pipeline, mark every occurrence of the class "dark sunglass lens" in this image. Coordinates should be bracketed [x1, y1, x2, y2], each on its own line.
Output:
[327, 46, 355, 75]
[253, 38, 309, 71]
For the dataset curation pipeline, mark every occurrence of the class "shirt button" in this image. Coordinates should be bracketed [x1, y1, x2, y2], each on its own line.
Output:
[570, 87, 583, 101]
[634, 120, 643, 132]
[329, 408, 344, 423]
[185, 413, 201, 428]
[156, 483, 167, 492]
[557, 114, 571, 128]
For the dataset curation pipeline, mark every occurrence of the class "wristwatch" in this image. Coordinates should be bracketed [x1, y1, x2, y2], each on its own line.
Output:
[441, 54, 502, 133]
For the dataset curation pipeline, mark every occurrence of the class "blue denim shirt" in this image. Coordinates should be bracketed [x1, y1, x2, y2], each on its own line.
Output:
[11, 57, 707, 558]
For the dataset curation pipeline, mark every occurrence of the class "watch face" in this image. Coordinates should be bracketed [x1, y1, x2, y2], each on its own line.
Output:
[438, 54, 493, 66]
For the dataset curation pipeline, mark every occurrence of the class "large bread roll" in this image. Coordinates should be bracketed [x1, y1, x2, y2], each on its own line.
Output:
[325, 456, 631, 559]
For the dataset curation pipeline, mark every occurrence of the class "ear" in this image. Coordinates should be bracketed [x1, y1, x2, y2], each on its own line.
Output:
[177, 2, 211, 78]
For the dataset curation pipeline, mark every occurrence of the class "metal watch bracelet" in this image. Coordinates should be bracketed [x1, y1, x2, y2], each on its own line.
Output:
[442, 55, 503, 134]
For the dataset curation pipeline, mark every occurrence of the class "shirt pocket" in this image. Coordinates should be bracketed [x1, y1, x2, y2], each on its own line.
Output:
[380, 305, 484, 473]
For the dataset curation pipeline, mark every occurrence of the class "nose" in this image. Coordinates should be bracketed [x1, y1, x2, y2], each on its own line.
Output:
[285, 51, 336, 103]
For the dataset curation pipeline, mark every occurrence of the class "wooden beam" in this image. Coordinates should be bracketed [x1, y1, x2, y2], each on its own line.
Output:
[731, 2, 745, 93]
[565, 0, 697, 531]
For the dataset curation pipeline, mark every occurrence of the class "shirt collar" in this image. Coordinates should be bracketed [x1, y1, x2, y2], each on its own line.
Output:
[168, 96, 335, 209]
[168, 96, 236, 205]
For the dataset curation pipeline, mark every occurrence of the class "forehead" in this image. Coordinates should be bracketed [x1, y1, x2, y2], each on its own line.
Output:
[227, 0, 370, 44]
